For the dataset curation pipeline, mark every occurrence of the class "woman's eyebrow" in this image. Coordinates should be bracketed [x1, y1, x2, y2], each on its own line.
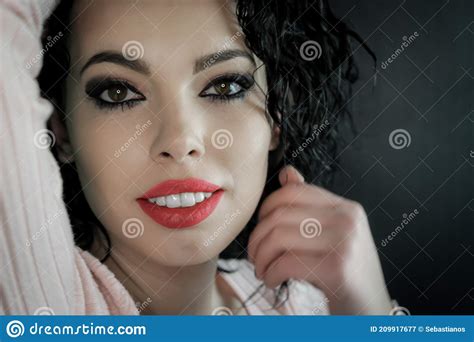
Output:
[194, 49, 256, 74]
[79, 48, 256, 78]
[80, 51, 151, 77]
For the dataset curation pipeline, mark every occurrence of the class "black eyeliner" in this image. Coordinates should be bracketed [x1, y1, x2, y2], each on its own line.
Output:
[199, 72, 255, 103]
[85, 77, 145, 111]
[84, 72, 255, 111]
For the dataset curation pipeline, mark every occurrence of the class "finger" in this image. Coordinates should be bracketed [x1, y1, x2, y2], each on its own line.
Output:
[279, 165, 305, 186]
[261, 252, 318, 289]
[250, 204, 331, 265]
[257, 183, 309, 222]
[249, 203, 305, 263]
[253, 223, 327, 279]
[257, 181, 343, 224]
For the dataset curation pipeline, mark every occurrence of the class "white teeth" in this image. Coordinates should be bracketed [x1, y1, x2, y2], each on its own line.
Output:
[179, 192, 195, 207]
[156, 197, 166, 206]
[194, 192, 205, 203]
[165, 194, 181, 208]
[147, 192, 214, 208]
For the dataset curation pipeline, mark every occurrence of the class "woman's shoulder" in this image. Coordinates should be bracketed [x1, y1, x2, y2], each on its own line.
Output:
[217, 258, 329, 315]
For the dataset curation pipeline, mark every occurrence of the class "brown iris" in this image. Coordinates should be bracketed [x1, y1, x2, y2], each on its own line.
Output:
[215, 82, 231, 95]
[107, 84, 127, 102]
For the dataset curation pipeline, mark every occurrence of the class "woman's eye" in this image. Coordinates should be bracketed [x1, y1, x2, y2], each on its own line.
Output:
[199, 74, 255, 103]
[85, 79, 146, 111]
[204, 81, 242, 97]
[99, 84, 142, 103]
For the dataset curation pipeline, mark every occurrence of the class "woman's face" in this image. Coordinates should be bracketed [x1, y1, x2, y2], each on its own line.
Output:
[63, 0, 279, 265]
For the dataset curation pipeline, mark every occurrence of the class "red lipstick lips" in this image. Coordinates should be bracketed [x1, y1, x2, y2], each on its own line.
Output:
[136, 178, 224, 229]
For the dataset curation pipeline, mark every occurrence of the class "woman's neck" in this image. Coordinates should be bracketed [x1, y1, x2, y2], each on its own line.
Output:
[93, 241, 246, 315]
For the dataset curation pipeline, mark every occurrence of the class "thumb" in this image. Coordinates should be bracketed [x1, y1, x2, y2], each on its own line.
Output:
[279, 165, 305, 186]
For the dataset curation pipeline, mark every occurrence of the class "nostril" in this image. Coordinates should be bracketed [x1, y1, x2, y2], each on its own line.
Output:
[158, 149, 200, 161]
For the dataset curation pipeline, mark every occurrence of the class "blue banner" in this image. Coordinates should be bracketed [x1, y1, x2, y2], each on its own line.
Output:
[0, 315, 472, 341]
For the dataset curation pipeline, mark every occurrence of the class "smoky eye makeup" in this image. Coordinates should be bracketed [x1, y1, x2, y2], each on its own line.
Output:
[84, 76, 147, 111]
[84, 71, 257, 112]
[198, 72, 256, 103]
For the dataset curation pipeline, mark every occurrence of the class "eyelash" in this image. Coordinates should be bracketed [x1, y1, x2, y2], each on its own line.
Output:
[85, 73, 255, 111]
[198, 73, 255, 103]
[85, 78, 144, 111]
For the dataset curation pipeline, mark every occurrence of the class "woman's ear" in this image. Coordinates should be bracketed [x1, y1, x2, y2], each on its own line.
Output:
[269, 111, 282, 151]
[269, 123, 281, 151]
[49, 109, 74, 164]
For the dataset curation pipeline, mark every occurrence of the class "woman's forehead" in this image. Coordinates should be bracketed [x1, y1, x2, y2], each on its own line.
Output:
[67, 0, 252, 79]
[69, 0, 244, 56]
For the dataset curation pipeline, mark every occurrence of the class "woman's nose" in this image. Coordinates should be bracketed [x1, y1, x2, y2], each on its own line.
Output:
[156, 138, 204, 164]
[149, 105, 205, 165]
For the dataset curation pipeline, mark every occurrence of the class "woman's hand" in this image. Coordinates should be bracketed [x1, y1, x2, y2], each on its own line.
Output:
[247, 165, 393, 314]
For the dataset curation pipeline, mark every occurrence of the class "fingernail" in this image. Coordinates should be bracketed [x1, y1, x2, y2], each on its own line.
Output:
[291, 165, 305, 182]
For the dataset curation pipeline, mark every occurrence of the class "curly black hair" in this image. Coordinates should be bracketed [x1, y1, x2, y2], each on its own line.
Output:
[38, 0, 374, 311]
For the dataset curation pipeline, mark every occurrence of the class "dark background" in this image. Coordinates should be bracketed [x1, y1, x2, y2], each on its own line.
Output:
[329, 0, 473, 314]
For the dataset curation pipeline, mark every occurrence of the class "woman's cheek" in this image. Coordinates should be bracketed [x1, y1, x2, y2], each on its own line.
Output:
[225, 115, 271, 213]
[69, 116, 134, 218]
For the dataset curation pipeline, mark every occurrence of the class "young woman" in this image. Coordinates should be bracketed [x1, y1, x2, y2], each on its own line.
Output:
[1, 0, 398, 315]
